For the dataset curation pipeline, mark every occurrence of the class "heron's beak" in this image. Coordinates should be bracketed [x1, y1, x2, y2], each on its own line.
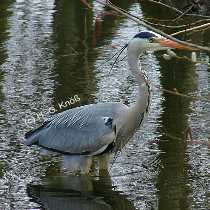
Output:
[154, 38, 196, 51]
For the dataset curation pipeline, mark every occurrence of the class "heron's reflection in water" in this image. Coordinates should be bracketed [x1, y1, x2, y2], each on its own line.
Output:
[27, 174, 136, 210]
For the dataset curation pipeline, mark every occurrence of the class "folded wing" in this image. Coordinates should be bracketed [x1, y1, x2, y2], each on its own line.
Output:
[25, 103, 119, 155]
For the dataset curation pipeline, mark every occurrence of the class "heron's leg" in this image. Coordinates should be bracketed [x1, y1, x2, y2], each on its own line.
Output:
[62, 155, 92, 174]
[81, 156, 93, 174]
[89, 158, 97, 174]
[98, 154, 110, 176]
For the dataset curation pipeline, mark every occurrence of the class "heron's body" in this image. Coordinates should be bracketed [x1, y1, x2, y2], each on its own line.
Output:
[26, 102, 129, 155]
[26, 86, 150, 173]
[25, 31, 189, 174]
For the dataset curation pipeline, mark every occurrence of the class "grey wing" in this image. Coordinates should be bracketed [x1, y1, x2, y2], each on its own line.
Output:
[25, 104, 117, 155]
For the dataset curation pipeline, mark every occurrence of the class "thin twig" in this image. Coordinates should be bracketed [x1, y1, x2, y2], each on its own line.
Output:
[139, 0, 183, 15]
[140, 0, 210, 19]
[171, 22, 210, 36]
[144, 17, 210, 27]
[142, 19, 189, 29]
[173, 4, 194, 21]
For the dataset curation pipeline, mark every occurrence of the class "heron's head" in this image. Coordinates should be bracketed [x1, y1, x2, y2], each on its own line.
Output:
[128, 31, 194, 54]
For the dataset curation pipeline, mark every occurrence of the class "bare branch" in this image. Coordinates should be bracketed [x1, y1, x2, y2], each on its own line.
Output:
[140, 0, 210, 19]
[95, 0, 210, 52]
[173, 4, 194, 21]
[171, 22, 210, 36]
[139, 0, 183, 15]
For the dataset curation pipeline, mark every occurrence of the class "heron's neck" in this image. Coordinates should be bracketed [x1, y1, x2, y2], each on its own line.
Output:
[127, 52, 150, 120]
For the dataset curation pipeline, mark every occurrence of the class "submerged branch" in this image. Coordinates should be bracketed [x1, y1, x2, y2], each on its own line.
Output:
[154, 85, 209, 103]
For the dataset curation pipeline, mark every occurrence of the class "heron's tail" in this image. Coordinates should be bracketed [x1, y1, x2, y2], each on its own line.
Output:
[25, 121, 49, 146]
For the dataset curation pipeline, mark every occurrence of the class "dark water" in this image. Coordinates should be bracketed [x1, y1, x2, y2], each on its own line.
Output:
[0, 0, 209, 209]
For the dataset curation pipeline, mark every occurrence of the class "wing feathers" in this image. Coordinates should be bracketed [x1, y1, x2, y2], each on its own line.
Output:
[25, 103, 127, 155]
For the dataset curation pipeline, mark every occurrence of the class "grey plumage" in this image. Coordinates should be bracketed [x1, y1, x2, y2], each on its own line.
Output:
[25, 31, 184, 173]
[25, 102, 128, 155]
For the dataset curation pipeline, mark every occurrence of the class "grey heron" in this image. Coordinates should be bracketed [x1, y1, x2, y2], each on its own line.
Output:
[25, 31, 191, 174]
